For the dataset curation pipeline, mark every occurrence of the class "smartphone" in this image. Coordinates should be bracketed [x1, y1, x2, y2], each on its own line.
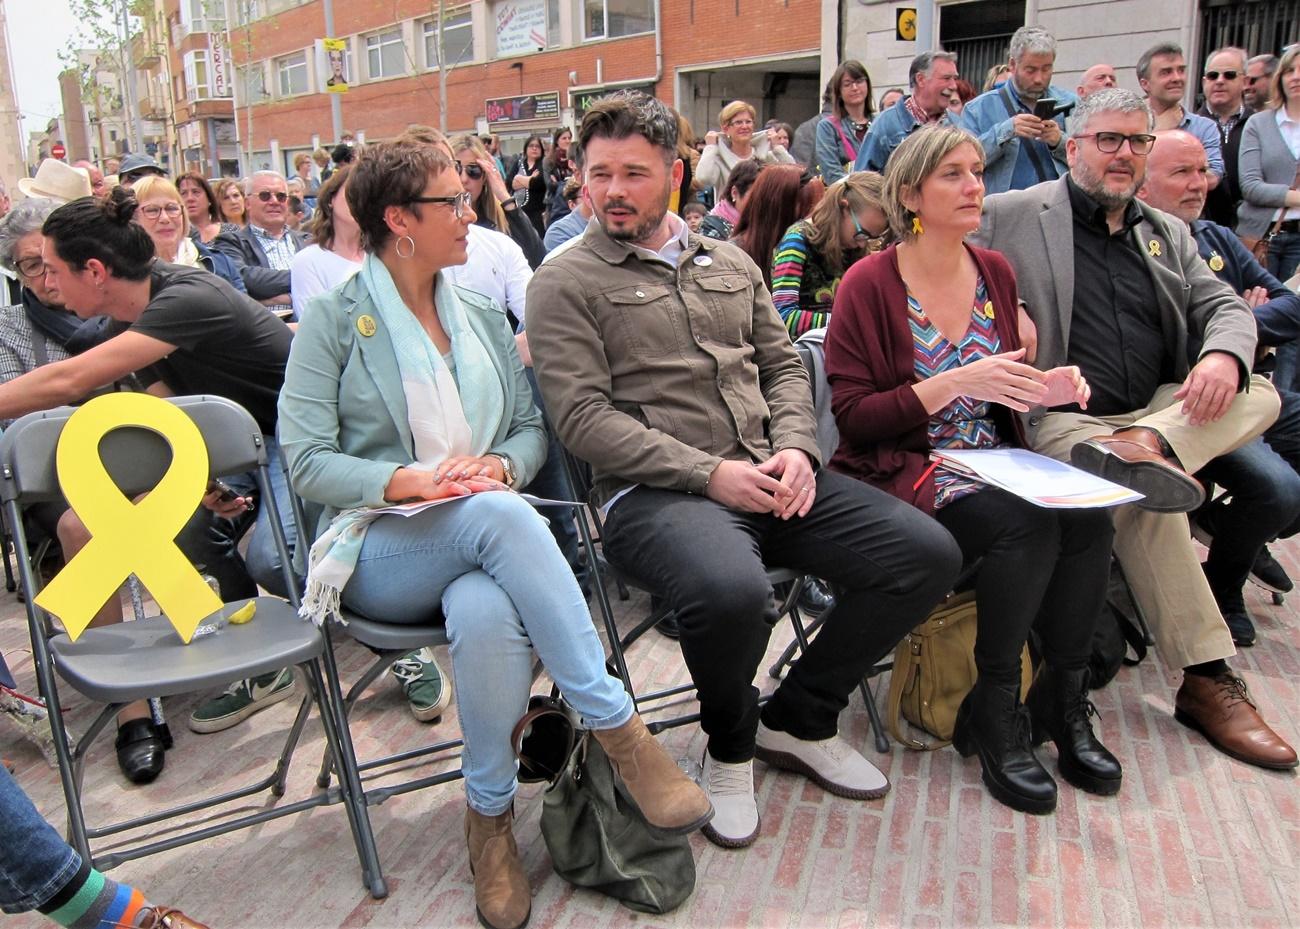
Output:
[1033, 98, 1059, 120]
[207, 479, 240, 503]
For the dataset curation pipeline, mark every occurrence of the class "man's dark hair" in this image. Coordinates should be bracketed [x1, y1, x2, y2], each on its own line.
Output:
[331, 142, 356, 165]
[1137, 42, 1183, 81]
[576, 91, 678, 168]
[43, 187, 154, 281]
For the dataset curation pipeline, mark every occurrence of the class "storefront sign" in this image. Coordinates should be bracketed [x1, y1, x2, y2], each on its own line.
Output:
[571, 83, 655, 116]
[485, 91, 560, 125]
[495, 0, 548, 57]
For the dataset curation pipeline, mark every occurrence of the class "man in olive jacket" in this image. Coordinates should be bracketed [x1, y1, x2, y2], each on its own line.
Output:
[528, 91, 960, 849]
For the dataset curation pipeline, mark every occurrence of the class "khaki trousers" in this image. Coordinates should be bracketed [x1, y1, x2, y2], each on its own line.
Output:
[1029, 375, 1280, 669]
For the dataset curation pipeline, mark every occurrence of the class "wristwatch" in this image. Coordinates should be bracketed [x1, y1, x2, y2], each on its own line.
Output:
[488, 453, 518, 487]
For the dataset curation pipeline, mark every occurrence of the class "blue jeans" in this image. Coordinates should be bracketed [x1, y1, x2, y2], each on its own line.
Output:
[0, 765, 80, 914]
[223, 434, 300, 598]
[338, 492, 633, 815]
[1198, 392, 1300, 612]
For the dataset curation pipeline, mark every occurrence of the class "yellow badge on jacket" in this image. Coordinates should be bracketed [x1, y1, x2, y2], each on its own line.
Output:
[1147, 239, 1162, 258]
[1208, 252, 1225, 272]
[357, 315, 377, 337]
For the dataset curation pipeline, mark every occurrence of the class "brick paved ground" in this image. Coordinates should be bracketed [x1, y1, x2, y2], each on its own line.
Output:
[0, 544, 1296, 929]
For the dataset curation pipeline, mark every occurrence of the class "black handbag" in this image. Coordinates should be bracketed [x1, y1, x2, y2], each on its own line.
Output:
[515, 696, 697, 914]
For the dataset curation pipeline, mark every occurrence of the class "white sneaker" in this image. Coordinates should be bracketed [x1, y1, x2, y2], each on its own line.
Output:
[698, 753, 759, 848]
[755, 722, 890, 799]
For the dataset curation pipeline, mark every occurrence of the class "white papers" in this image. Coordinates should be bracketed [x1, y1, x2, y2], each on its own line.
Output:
[931, 448, 1144, 509]
[367, 492, 581, 518]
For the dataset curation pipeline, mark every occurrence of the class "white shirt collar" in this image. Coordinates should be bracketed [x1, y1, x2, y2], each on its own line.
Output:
[629, 212, 691, 268]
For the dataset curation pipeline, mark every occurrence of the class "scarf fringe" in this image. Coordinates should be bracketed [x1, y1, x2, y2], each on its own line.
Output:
[299, 580, 344, 628]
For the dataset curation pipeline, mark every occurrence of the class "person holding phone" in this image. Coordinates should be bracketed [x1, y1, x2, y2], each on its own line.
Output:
[450, 134, 545, 269]
[959, 25, 1077, 193]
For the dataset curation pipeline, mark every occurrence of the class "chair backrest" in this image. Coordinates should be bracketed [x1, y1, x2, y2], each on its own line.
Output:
[793, 328, 840, 464]
[0, 394, 267, 505]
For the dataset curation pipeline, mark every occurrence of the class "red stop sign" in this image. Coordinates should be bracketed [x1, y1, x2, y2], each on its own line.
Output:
[51, 143, 66, 159]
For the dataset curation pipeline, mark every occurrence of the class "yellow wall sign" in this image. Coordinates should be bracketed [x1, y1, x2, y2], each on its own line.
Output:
[896, 7, 917, 41]
[34, 394, 223, 643]
[324, 37, 349, 93]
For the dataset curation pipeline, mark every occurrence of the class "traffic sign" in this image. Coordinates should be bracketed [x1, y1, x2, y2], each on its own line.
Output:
[51, 142, 66, 160]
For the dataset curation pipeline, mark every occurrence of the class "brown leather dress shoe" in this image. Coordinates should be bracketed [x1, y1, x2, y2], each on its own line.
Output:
[1071, 427, 1206, 513]
[136, 907, 212, 929]
[1174, 672, 1298, 770]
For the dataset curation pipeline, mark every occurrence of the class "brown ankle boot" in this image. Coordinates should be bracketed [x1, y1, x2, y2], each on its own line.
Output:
[592, 714, 714, 834]
[465, 806, 531, 929]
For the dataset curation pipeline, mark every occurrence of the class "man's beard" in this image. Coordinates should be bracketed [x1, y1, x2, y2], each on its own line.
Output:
[1072, 158, 1143, 212]
[600, 178, 673, 245]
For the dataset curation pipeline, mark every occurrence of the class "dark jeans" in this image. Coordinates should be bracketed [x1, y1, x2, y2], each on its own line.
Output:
[1198, 389, 1300, 611]
[1267, 233, 1300, 391]
[602, 469, 961, 762]
[934, 488, 1114, 686]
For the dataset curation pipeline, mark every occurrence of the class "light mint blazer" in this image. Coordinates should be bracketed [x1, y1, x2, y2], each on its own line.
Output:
[278, 271, 546, 559]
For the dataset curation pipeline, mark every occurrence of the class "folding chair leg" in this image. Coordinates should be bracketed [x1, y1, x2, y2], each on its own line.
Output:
[269, 686, 315, 798]
[316, 649, 401, 789]
[859, 676, 890, 754]
[315, 634, 388, 899]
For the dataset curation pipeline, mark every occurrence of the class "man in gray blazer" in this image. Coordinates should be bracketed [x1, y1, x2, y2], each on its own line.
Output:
[973, 87, 1296, 770]
[211, 171, 307, 307]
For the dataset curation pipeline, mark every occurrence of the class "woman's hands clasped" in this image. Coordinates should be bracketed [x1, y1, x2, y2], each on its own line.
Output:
[943, 348, 1089, 412]
[383, 459, 511, 504]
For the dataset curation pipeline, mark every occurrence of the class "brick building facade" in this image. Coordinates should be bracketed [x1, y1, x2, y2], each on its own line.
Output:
[226, 0, 822, 175]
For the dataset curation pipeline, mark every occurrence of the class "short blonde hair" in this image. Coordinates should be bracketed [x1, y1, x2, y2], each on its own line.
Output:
[718, 100, 757, 130]
[882, 125, 984, 241]
[294, 151, 313, 170]
[130, 174, 190, 237]
[805, 171, 890, 272]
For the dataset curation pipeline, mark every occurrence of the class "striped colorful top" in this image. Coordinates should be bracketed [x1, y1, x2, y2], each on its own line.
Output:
[908, 276, 1006, 509]
[771, 221, 846, 338]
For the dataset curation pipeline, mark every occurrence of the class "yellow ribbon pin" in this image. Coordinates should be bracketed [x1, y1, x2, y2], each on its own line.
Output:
[357, 315, 377, 337]
[1147, 239, 1162, 258]
[1208, 252, 1224, 272]
[983, 300, 995, 319]
[34, 394, 223, 643]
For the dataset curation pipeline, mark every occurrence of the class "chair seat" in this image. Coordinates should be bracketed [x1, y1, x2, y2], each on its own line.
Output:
[50, 597, 322, 704]
[338, 607, 449, 652]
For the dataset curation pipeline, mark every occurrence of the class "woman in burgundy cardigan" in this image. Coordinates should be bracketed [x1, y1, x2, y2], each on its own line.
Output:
[825, 126, 1122, 815]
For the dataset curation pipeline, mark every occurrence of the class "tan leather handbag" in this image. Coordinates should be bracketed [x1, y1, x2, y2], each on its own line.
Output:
[885, 591, 1033, 751]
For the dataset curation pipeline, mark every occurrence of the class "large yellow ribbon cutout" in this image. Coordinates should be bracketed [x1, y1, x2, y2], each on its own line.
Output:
[35, 393, 223, 643]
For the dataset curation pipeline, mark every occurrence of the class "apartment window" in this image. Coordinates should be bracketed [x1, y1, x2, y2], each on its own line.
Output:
[423, 10, 473, 69]
[583, 0, 654, 39]
[365, 29, 407, 79]
[181, 0, 225, 29]
[237, 63, 266, 101]
[275, 51, 308, 96]
[232, 0, 308, 25]
[184, 50, 210, 100]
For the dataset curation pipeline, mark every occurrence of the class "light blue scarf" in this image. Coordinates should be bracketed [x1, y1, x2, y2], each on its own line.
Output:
[300, 253, 505, 625]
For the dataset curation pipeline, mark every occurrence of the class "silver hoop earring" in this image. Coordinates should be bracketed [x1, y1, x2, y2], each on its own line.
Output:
[395, 234, 416, 259]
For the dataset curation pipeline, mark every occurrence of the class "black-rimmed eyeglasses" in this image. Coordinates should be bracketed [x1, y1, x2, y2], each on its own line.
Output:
[408, 190, 474, 219]
[1074, 132, 1157, 155]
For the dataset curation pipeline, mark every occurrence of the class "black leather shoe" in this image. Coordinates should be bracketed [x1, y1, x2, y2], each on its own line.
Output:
[1223, 611, 1257, 647]
[1026, 666, 1122, 796]
[115, 719, 165, 784]
[797, 579, 834, 616]
[655, 611, 681, 639]
[952, 681, 1057, 814]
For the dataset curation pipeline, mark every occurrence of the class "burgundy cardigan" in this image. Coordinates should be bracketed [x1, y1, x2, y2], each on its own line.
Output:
[825, 242, 1028, 515]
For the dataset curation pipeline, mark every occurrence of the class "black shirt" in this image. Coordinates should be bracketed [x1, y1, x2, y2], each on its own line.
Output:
[1064, 177, 1171, 416]
[130, 262, 293, 434]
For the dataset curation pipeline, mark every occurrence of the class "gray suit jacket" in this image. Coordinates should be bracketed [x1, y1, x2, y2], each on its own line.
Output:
[971, 177, 1257, 426]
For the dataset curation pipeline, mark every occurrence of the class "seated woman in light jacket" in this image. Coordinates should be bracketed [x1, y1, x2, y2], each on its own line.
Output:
[278, 138, 711, 929]
[695, 100, 795, 193]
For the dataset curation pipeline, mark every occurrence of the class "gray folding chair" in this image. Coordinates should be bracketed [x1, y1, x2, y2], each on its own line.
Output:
[0, 395, 387, 898]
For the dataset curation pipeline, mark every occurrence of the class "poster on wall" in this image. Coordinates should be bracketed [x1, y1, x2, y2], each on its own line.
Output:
[485, 92, 560, 125]
[495, 0, 548, 57]
[321, 37, 349, 93]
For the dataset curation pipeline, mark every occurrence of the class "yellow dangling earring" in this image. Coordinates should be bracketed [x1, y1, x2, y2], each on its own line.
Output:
[912, 215, 924, 236]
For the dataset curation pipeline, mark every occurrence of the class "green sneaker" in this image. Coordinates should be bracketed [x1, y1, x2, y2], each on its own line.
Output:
[187, 668, 296, 734]
[389, 648, 452, 722]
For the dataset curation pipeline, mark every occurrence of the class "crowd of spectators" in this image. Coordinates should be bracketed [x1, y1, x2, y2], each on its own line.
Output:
[2, 30, 1299, 929]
